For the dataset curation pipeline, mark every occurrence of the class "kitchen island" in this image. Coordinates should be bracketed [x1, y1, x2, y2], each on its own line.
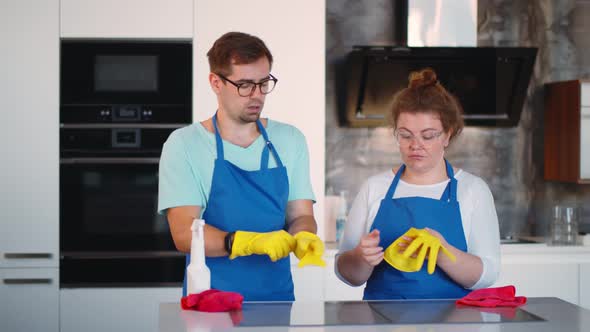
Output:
[159, 297, 590, 331]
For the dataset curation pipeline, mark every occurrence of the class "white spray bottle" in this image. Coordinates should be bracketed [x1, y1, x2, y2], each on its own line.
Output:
[186, 219, 211, 295]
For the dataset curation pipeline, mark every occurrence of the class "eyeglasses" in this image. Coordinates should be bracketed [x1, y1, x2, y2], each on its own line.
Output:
[395, 129, 444, 146]
[216, 73, 278, 97]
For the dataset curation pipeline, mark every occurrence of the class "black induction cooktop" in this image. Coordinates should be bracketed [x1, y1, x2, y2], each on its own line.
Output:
[236, 300, 544, 327]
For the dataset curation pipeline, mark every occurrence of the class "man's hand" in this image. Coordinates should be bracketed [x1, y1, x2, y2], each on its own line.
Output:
[293, 231, 326, 267]
[229, 230, 296, 262]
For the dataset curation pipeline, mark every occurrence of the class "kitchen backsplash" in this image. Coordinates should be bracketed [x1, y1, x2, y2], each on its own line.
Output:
[326, 0, 590, 238]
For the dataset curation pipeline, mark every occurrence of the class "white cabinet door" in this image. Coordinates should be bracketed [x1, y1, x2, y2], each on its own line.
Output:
[0, 268, 59, 332]
[0, 0, 59, 268]
[291, 261, 325, 301]
[61, 287, 182, 332]
[60, 0, 193, 38]
[493, 263, 579, 305]
[580, 263, 590, 310]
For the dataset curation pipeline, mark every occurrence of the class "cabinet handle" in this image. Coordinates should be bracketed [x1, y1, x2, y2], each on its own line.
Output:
[4, 253, 53, 259]
[3, 278, 53, 285]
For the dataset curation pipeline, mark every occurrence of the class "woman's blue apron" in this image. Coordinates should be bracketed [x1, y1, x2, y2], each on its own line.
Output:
[364, 160, 469, 300]
[183, 114, 293, 301]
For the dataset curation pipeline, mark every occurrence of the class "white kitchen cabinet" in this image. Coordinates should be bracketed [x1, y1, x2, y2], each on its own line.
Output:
[292, 260, 325, 301]
[544, 80, 590, 183]
[193, 0, 327, 240]
[324, 255, 364, 301]
[60, 0, 193, 39]
[60, 287, 182, 332]
[0, 268, 59, 332]
[493, 262, 579, 304]
[580, 263, 590, 310]
[0, 0, 59, 269]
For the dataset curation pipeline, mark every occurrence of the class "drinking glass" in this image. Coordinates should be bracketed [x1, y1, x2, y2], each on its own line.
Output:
[548, 205, 579, 246]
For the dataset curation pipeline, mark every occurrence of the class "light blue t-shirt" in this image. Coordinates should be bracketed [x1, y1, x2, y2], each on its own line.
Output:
[157, 119, 315, 216]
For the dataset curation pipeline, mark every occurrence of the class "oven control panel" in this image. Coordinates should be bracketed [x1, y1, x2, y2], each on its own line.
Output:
[98, 105, 152, 122]
[60, 104, 190, 124]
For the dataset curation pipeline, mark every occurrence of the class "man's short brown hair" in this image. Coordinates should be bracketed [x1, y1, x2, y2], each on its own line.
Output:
[207, 32, 273, 76]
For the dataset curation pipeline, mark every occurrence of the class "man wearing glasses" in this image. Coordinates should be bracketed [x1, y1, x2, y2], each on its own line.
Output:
[158, 32, 323, 301]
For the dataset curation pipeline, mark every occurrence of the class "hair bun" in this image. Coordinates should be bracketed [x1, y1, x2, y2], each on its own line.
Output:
[408, 68, 438, 89]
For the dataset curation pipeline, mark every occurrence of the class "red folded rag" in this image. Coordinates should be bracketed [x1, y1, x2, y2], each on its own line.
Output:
[456, 285, 527, 308]
[181, 289, 244, 312]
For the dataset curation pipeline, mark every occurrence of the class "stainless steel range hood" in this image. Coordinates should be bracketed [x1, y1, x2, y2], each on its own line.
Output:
[343, 0, 538, 127]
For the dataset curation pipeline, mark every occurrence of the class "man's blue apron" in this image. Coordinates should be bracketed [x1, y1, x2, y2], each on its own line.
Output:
[183, 114, 293, 301]
[364, 160, 469, 300]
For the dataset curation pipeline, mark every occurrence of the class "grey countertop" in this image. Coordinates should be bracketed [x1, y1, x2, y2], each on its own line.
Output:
[159, 297, 590, 332]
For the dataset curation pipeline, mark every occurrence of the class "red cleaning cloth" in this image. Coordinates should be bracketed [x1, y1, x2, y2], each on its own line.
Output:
[456, 285, 527, 308]
[181, 289, 244, 312]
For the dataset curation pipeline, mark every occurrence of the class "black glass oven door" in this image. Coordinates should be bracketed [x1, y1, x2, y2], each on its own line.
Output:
[60, 158, 175, 253]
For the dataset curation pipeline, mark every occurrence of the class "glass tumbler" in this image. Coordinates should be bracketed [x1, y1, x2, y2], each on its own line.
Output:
[548, 206, 579, 246]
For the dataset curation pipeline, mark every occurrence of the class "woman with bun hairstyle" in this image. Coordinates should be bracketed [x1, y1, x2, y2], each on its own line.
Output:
[335, 68, 501, 300]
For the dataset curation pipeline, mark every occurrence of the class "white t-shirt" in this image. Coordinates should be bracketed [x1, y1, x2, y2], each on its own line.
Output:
[337, 169, 501, 290]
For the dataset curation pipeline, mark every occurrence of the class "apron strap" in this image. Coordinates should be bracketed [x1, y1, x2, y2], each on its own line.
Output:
[260, 144, 270, 170]
[385, 164, 405, 199]
[212, 113, 224, 160]
[256, 120, 284, 169]
[443, 159, 458, 202]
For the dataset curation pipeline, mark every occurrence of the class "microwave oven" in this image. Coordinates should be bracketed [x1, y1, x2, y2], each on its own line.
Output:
[60, 40, 192, 124]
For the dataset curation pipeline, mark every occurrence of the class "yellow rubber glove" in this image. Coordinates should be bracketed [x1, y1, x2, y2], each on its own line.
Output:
[229, 230, 295, 262]
[383, 227, 456, 274]
[293, 231, 326, 267]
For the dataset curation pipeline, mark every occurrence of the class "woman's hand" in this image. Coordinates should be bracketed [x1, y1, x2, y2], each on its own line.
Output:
[384, 227, 456, 274]
[353, 229, 384, 267]
[423, 227, 456, 265]
[336, 229, 384, 286]
[394, 227, 451, 261]
[424, 227, 448, 246]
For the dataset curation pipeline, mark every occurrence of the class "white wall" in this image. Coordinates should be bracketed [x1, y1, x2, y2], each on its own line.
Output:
[194, 1, 327, 238]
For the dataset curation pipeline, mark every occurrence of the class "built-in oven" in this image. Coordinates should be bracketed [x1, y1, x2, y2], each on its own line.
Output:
[59, 126, 185, 286]
[59, 40, 191, 287]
